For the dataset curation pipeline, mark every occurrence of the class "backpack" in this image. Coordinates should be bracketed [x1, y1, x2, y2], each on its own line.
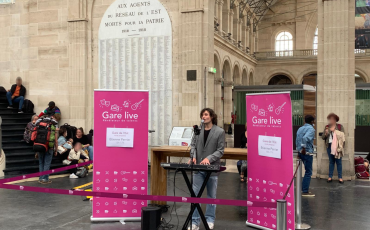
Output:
[22, 99, 34, 113]
[355, 156, 369, 179]
[75, 167, 88, 178]
[0, 86, 6, 94]
[31, 119, 54, 152]
[48, 125, 56, 148]
[23, 122, 34, 143]
[228, 125, 232, 134]
[60, 123, 77, 140]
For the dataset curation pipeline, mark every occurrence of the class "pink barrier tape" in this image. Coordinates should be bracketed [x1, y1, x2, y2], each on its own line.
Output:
[0, 183, 276, 208]
[0, 161, 277, 209]
[0, 161, 93, 184]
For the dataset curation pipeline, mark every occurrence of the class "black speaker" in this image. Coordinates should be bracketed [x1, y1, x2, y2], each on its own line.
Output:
[141, 206, 161, 230]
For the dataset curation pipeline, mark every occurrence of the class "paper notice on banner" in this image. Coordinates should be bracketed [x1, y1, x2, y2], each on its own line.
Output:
[258, 135, 282, 159]
[106, 128, 134, 148]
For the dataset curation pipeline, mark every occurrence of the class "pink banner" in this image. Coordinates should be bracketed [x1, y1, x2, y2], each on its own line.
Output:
[246, 92, 295, 230]
[92, 90, 149, 220]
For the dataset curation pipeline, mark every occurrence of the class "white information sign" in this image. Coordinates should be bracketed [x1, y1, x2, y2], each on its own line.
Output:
[168, 127, 193, 146]
[106, 128, 134, 148]
[258, 135, 282, 159]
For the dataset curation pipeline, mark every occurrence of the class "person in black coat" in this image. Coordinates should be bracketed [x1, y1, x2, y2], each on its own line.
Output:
[237, 123, 248, 182]
[6, 77, 26, 113]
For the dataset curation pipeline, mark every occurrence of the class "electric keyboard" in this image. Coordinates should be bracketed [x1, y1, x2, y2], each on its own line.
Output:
[161, 163, 225, 172]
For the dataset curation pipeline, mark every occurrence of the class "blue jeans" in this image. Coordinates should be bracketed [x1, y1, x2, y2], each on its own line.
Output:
[192, 171, 218, 225]
[327, 143, 342, 179]
[298, 153, 313, 193]
[38, 149, 53, 181]
[83, 146, 93, 161]
[6, 91, 24, 110]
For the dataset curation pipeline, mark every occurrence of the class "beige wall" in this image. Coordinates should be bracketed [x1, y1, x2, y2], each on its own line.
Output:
[0, 0, 69, 121]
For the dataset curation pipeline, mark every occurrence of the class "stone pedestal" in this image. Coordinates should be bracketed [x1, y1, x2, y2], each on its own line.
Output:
[316, 0, 355, 180]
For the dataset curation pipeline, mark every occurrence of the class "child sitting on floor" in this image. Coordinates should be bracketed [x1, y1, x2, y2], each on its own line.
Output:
[63, 142, 89, 178]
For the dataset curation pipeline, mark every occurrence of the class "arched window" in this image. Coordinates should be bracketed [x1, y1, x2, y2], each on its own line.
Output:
[275, 31, 293, 56]
[313, 27, 318, 50]
[268, 75, 292, 85]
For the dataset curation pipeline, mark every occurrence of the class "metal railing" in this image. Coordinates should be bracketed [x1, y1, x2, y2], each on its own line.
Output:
[295, 159, 311, 230]
[255, 49, 318, 59]
[255, 49, 370, 60]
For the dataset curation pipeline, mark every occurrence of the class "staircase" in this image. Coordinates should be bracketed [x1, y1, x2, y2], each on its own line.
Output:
[0, 91, 63, 175]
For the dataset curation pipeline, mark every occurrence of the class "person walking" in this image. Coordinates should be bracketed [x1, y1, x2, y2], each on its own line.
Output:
[296, 115, 316, 197]
[321, 113, 345, 184]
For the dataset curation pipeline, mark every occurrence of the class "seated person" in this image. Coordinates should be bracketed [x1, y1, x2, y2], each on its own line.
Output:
[57, 127, 73, 160]
[64, 142, 89, 179]
[38, 101, 61, 122]
[7, 77, 26, 113]
[23, 115, 38, 144]
[73, 127, 93, 161]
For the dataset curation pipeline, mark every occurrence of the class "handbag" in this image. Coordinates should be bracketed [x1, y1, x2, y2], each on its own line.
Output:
[63, 159, 71, 165]
[355, 156, 370, 179]
[57, 146, 68, 154]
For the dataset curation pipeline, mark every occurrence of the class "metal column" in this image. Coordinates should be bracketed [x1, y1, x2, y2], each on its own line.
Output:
[295, 159, 311, 229]
[276, 199, 287, 230]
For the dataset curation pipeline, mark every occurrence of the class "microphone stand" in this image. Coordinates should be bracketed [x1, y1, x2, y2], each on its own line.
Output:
[189, 121, 202, 230]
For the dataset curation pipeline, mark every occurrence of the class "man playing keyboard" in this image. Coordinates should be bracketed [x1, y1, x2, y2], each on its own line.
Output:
[187, 108, 225, 230]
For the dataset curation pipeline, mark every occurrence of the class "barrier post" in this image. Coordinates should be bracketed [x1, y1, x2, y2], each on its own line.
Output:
[276, 199, 287, 230]
[295, 159, 311, 230]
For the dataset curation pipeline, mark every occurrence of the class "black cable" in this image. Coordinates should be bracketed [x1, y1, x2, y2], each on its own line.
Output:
[157, 170, 181, 230]
[148, 204, 170, 213]
[173, 169, 180, 230]
[167, 171, 191, 196]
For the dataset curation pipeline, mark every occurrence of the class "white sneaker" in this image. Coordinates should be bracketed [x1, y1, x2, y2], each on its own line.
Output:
[207, 222, 214, 229]
[187, 224, 199, 230]
[69, 173, 79, 179]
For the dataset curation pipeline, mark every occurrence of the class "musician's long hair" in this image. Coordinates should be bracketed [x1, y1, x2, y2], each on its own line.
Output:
[200, 108, 217, 125]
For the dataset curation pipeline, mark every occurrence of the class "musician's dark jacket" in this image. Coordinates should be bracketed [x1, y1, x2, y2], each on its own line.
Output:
[190, 124, 225, 175]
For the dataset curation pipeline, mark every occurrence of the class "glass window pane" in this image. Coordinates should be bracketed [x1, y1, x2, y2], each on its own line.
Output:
[276, 31, 293, 52]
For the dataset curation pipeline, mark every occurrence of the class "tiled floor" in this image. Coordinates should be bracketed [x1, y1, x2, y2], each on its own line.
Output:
[0, 171, 369, 230]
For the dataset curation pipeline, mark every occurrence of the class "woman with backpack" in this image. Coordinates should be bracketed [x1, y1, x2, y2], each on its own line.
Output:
[33, 115, 59, 184]
[321, 113, 345, 184]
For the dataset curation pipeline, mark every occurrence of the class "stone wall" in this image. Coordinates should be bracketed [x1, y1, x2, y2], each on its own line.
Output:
[1, 0, 69, 120]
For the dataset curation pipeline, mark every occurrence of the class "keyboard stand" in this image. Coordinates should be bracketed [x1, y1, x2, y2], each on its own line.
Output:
[178, 169, 211, 230]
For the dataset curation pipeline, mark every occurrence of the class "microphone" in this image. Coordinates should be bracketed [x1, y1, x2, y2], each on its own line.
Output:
[193, 120, 204, 136]
[199, 119, 204, 130]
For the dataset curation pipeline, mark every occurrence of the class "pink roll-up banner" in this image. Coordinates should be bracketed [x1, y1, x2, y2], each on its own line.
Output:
[246, 92, 295, 230]
[91, 90, 149, 222]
